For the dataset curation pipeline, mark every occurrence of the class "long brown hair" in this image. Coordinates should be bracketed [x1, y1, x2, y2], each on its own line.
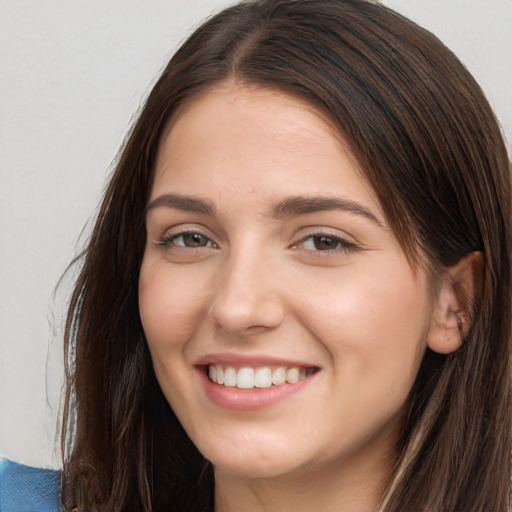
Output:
[61, 1, 512, 510]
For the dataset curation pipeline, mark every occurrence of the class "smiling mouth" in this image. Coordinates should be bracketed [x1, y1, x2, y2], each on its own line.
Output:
[205, 364, 317, 390]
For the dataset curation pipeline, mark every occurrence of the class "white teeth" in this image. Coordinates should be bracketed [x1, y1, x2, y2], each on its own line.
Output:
[224, 366, 237, 387]
[207, 364, 314, 389]
[286, 367, 299, 384]
[216, 364, 225, 385]
[237, 367, 254, 389]
[254, 367, 272, 388]
[272, 366, 286, 386]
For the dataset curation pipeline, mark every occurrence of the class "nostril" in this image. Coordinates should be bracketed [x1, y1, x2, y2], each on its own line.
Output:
[210, 292, 286, 334]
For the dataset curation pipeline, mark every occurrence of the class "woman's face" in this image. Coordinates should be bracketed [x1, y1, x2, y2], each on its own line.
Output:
[139, 83, 435, 481]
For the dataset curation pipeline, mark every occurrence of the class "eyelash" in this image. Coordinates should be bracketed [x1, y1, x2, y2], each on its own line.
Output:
[157, 230, 217, 249]
[156, 229, 358, 255]
[293, 232, 359, 254]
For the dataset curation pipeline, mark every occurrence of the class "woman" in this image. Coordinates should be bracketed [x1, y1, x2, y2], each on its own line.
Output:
[61, 0, 512, 510]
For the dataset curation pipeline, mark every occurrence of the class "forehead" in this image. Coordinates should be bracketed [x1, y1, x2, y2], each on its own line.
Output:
[152, 83, 381, 216]
[157, 83, 346, 168]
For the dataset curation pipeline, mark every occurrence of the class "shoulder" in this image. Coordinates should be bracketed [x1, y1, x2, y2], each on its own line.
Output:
[0, 457, 60, 512]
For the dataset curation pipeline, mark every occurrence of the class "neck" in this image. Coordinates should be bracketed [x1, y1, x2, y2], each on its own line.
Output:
[213, 446, 394, 512]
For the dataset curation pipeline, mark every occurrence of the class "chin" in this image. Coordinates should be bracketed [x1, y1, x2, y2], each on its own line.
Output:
[211, 456, 305, 481]
[195, 431, 319, 480]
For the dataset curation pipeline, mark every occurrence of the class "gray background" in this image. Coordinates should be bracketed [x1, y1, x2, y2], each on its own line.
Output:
[1, 0, 511, 469]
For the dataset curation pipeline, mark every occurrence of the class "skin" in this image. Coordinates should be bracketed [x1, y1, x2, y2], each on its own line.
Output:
[138, 82, 450, 511]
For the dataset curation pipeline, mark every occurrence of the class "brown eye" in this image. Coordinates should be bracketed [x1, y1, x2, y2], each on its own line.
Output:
[312, 235, 340, 251]
[180, 233, 210, 247]
[296, 233, 358, 254]
[159, 231, 214, 249]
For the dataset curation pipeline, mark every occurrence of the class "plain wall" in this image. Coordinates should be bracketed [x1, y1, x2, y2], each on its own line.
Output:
[1, 0, 510, 470]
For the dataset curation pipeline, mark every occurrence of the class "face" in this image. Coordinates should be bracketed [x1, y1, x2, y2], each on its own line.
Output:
[139, 83, 435, 482]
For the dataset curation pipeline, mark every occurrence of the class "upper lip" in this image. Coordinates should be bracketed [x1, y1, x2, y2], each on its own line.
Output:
[194, 352, 319, 368]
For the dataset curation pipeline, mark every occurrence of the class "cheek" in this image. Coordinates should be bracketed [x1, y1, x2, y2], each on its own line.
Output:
[138, 259, 210, 351]
[296, 258, 430, 384]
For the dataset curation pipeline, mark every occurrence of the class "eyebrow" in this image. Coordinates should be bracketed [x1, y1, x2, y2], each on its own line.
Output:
[146, 193, 382, 226]
[146, 194, 214, 215]
[271, 195, 382, 225]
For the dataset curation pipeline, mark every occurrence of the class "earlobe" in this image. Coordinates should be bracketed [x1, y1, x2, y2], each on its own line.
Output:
[427, 251, 483, 355]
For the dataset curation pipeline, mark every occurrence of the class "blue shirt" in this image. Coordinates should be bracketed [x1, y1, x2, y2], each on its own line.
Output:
[0, 457, 60, 512]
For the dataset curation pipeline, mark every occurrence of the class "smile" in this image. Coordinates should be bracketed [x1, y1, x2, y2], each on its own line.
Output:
[207, 364, 316, 389]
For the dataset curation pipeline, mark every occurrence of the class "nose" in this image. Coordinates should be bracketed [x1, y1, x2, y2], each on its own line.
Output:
[210, 248, 286, 335]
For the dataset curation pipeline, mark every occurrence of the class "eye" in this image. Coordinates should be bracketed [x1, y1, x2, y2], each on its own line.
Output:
[294, 232, 358, 254]
[175, 232, 211, 248]
[303, 235, 345, 251]
[158, 231, 214, 249]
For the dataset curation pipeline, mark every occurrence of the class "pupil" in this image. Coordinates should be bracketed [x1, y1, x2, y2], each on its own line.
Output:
[184, 233, 206, 247]
[314, 236, 337, 250]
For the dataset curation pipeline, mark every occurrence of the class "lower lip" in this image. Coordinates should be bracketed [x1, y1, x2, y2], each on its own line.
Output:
[198, 368, 317, 411]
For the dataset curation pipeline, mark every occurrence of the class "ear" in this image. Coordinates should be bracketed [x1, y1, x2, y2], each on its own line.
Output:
[427, 251, 483, 354]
